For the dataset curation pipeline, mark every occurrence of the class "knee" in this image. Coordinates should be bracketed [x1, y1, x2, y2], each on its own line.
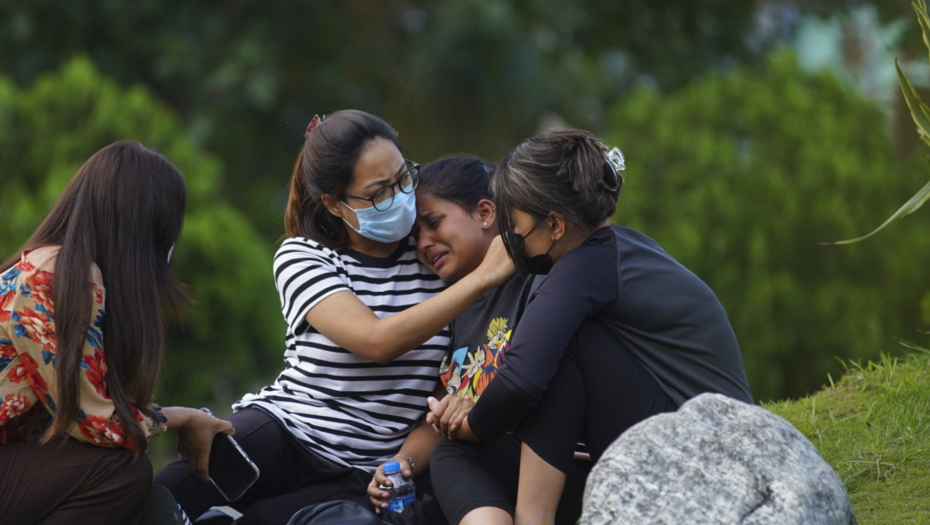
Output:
[431, 440, 468, 465]
[153, 456, 194, 487]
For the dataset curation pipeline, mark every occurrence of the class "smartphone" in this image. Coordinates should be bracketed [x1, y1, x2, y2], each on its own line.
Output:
[208, 432, 260, 502]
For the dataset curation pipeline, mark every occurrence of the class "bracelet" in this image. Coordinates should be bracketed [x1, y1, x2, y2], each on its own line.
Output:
[393, 453, 416, 474]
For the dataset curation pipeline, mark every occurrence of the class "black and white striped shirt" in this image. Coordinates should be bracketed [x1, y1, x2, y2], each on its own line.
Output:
[234, 236, 449, 472]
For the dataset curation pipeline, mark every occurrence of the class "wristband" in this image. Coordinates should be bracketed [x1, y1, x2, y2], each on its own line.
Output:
[393, 453, 416, 474]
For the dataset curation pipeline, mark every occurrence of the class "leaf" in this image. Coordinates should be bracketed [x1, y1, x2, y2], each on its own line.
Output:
[914, 0, 930, 66]
[825, 9, 930, 246]
[896, 58, 930, 149]
[822, 179, 930, 244]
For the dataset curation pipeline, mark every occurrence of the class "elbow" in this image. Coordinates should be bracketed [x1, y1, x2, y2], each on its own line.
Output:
[356, 336, 405, 365]
[348, 322, 413, 364]
[369, 351, 395, 365]
[371, 342, 413, 365]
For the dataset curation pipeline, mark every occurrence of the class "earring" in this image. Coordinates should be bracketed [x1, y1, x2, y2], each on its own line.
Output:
[482, 222, 488, 226]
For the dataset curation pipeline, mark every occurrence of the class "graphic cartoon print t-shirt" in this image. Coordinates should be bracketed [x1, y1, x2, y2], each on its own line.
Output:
[440, 275, 535, 400]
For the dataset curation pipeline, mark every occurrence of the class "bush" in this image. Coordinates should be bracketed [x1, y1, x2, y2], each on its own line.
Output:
[604, 51, 930, 401]
[0, 56, 284, 410]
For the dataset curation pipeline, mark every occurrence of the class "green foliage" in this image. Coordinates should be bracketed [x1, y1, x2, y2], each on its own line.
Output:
[1, 1, 921, 254]
[0, 0, 767, 241]
[0, 56, 284, 410]
[604, 51, 930, 401]
[766, 351, 930, 523]
[829, 0, 930, 244]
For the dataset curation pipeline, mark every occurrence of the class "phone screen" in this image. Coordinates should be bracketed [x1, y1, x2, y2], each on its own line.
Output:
[208, 432, 260, 502]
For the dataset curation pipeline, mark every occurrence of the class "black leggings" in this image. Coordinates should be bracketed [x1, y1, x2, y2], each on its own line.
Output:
[517, 318, 678, 472]
[431, 435, 591, 525]
[432, 318, 677, 524]
[154, 407, 422, 525]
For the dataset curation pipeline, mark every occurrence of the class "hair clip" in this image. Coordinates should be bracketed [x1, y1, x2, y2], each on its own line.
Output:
[607, 147, 625, 173]
[304, 115, 322, 138]
[601, 147, 624, 193]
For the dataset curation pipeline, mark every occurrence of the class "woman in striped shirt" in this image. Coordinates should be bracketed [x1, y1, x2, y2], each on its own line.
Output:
[154, 110, 513, 525]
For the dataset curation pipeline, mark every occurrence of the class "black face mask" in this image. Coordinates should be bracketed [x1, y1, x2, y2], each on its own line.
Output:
[525, 247, 554, 275]
[515, 223, 556, 275]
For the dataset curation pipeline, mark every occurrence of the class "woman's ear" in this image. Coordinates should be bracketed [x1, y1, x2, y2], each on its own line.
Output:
[321, 194, 345, 219]
[546, 214, 567, 240]
[476, 199, 496, 229]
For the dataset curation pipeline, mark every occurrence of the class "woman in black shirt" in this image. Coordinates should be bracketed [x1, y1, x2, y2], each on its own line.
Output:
[428, 130, 752, 525]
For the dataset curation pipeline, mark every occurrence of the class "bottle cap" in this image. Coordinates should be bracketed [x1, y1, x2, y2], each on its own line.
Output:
[384, 461, 401, 474]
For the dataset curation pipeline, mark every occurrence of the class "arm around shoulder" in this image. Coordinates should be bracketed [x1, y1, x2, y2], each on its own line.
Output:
[306, 239, 514, 364]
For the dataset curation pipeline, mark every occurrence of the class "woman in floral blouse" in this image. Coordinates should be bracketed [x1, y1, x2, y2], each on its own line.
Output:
[0, 140, 233, 525]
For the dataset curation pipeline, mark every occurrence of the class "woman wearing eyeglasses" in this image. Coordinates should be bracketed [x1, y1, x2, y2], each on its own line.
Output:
[153, 110, 513, 525]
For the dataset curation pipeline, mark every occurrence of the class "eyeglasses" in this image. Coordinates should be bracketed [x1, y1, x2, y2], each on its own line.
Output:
[345, 160, 420, 211]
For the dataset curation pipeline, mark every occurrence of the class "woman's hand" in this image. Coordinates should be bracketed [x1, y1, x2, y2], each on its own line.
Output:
[426, 396, 475, 440]
[367, 461, 413, 515]
[166, 407, 235, 482]
[473, 235, 516, 289]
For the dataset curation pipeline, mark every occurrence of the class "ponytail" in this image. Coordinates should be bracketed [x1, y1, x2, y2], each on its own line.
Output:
[285, 149, 308, 239]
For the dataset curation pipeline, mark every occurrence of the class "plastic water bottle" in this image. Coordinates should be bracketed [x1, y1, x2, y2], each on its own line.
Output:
[380, 461, 416, 513]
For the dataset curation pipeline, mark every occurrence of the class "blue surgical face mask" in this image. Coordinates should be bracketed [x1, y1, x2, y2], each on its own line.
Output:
[167, 245, 175, 263]
[340, 190, 416, 243]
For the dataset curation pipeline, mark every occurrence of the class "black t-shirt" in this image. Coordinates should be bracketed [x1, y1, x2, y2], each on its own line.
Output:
[469, 226, 753, 440]
[440, 274, 536, 400]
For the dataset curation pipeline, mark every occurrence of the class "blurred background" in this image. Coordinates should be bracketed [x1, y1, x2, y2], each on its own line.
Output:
[2, 0, 929, 421]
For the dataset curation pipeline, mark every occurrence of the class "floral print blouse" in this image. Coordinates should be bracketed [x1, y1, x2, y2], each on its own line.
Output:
[0, 246, 166, 449]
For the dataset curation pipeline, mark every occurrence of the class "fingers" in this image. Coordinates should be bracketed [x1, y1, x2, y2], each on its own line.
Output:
[448, 404, 471, 430]
[193, 432, 212, 482]
[428, 396, 476, 439]
[367, 481, 387, 499]
[367, 469, 391, 514]
[194, 450, 210, 483]
[427, 395, 449, 435]
[439, 408, 455, 438]
[427, 396, 442, 423]
[438, 397, 475, 440]
[478, 236, 516, 285]
[218, 419, 235, 435]
[427, 409, 442, 434]
[369, 495, 385, 516]
[369, 495, 385, 515]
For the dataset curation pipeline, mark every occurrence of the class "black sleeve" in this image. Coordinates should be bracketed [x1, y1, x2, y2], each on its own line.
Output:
[468, 240, 618, 440]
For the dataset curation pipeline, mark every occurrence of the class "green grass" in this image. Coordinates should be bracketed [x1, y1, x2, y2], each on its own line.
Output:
[149, 351, 930, 524]
[765, 350, 930, 524]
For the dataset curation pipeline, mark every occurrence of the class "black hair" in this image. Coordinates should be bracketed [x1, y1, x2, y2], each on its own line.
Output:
[417, 155, 494, 212]
[285, 110, 404, 248]
[1, 140, 190, 455]
[492, 129, 623, 273]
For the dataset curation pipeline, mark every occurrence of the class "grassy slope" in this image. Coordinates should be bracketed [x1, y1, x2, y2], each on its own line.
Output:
[764, 351, 930, 524]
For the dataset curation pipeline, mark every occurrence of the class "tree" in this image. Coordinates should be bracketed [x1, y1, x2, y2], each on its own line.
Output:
[0, 56, 284, 411]
[0, 0, 768, 240]
[603, 51, 930, 401]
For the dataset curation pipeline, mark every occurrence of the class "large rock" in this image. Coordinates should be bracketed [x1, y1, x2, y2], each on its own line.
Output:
[580, 393, 856, 525]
